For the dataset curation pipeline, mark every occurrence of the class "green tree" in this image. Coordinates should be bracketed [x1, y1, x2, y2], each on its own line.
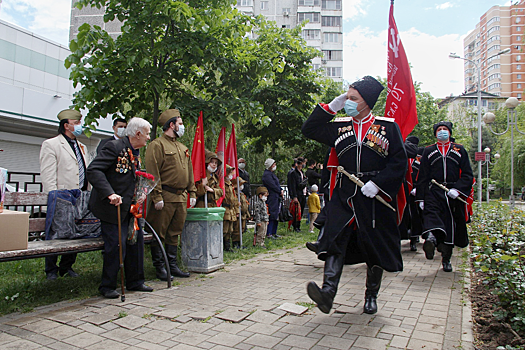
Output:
[67, 0, 265, 139]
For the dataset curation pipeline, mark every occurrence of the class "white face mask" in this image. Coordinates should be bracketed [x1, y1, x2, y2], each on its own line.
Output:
[238, 162, 246, 169]
[176, 124, 185, 137]
[207, 165, 217, 173]
[228, 174, 233, 181]
[116, 127, 126, 138]
[240, 185, 244, 190]
[261, 196, 267, 202]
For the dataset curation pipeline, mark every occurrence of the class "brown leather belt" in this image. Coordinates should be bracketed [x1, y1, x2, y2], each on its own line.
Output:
[162, 185, 185, 195]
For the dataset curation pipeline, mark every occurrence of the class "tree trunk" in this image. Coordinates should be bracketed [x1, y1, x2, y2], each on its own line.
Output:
[151, 91, 160, 140]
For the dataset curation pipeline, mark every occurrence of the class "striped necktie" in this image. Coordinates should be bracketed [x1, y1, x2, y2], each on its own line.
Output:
[73, 141, 85, 188]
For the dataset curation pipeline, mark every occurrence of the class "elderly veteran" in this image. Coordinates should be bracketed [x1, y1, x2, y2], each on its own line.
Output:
[145, 109, 197, 280]
[39, 109, 88, 280]
[302, 76, 407, 315]
[87, 117, 153, 299]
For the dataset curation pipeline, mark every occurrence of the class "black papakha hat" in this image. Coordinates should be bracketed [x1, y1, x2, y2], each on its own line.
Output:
[349, 76, 385, 109]
[433, 121, 453, 136]
[406, 136, 420, 146]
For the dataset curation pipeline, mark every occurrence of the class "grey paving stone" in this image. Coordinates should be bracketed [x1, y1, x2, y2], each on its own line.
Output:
[316, 335, 354, 350]
[62, 332, 105, 348]
[85, 338, 130, 350]
[134, 329, 175, 344]
[112, 314, 152, 330]
[206, 332, 246, 347]
[82, 313, 118, 326]
[278, 303, 308, 315]
[244, 333, 282, 348]
[100, 327, 138, 342]
[279, 334, 320, 349]
[247, 310, 283, 324]
[215, 309, 250, 323]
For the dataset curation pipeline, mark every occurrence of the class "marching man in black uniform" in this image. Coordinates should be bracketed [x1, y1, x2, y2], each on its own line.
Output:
[416, 121, 473, 272]
[302, 76, 407, 315]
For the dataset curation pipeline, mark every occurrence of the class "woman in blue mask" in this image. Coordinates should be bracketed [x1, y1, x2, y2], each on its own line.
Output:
[415, 121, 474, 273]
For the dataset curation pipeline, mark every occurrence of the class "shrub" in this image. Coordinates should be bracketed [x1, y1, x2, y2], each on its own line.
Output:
[470, 201, 525, 333]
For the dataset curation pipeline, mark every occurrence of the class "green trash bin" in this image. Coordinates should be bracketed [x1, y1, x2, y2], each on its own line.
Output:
[181, 207, 225, 273]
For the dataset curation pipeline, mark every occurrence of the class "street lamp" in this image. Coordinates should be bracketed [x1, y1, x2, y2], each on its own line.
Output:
[481, 147, 500, 203]
[449, 47, 510, 204]
[483, 97, 524, 209]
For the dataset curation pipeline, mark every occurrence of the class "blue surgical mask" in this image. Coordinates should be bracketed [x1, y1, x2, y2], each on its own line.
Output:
[72, 124, 83, 137]
[437, 130, 449, 141]
[344, 100, 359, 116]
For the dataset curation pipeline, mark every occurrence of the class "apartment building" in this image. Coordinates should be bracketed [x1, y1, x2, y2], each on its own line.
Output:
[463, 0, 525, 99]
[69, 0, 343, 82]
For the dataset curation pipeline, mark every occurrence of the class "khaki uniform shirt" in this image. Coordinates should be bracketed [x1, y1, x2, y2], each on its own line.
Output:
[145, 133, 197, 203]
[195, 172, 223, 208]
[223, 179, 238, 221]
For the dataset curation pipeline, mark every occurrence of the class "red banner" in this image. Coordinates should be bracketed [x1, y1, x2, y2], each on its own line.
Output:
[386, 2, 418, 140]
[225, 124, 239, 179]
[215, 127, 226, 206]
[191, 111, 206, 183]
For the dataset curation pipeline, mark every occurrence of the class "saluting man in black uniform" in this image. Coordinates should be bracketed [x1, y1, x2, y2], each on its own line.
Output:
[302, 76, 407, 315]
[415, 121, 473, 272]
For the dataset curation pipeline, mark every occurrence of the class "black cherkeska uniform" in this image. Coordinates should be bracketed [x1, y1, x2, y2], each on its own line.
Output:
[302, 105, 407, 272]
[415, 141, 473, 247]
[407, 152, 423, 238]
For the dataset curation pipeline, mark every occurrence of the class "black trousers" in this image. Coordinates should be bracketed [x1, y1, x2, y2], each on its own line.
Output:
[45, 253, 77, 275]
[99, 217, 145, 293]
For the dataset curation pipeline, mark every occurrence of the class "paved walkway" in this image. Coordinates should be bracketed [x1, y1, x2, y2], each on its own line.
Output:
[0, 241, 473, 350]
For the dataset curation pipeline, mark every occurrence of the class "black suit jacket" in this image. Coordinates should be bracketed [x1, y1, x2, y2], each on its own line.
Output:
[96, 136, 117, 154]
[87, 137, 137, 224]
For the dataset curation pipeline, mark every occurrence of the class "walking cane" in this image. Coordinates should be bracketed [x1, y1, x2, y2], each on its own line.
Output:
[117, 204, 125, 302]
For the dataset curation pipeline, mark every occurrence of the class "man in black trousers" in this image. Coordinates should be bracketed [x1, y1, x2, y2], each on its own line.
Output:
[87, 117, 154, 299]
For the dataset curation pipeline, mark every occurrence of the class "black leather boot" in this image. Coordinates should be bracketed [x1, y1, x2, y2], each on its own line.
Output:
[306, 254, 344, 314]
[409, 236, 418, 252]
[423, 232, 437, 260]
[150, 242, 173, 281]
[363, 265, 383, 314]
[441, 244, 453, 272]
[165, 244, 190, 278]
[224, 240, 231, 252]
[305, 241, 319, 253]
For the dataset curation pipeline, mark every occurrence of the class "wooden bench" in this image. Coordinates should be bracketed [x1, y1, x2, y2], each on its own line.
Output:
[1, 192, 171, 287]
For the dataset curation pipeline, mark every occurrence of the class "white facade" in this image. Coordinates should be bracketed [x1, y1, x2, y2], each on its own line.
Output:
[0, 19, 113, 173]
[234, 0, 343, 82]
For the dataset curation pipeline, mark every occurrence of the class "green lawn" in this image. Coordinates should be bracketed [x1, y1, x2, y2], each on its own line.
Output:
[0, 221, 316, 316]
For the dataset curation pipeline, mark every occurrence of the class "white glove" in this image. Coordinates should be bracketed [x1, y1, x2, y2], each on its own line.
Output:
[328, 93, 348, 113]
[419, 201, 424, 210]
[410, 188, 416, 196]
[189, 198, 196, 207]
[361, 181, 379, 198]
[155, 200, 164, 210]
[447, 189, 459, 199]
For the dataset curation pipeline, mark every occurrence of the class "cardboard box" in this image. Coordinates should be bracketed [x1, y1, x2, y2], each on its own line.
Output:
[0, 209, 29, 252]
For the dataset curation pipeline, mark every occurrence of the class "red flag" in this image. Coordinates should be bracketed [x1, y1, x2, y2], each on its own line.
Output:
[215, 127, 226, 206]
[191, 111, 206, 183]
[386, 2, 418, 140]
[225, 124, 239, 179]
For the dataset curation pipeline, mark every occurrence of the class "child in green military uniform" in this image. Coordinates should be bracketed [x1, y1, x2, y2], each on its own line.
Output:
[222, 165, 239, 251]
[195, 149, 223, 208]
[231, 177, 249, 249]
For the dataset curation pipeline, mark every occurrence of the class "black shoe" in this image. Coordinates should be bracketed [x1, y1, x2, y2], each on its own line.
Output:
[307, 281, 333, 314]
[410, 241, 417, 252]
[442, 260, 453, 272]
[59, 268, 79, 278]
[423, 234, 436, 260]
[274, 234, 282, 238]
[101, 289, 119, 299]
[127, 284, 153, 292]
[46, 271, 58, 281]
[363, 266, 383, 314]
[306, 241, 319, 253]
[363, 294, 378, 314]
[166, 244, 190, 278]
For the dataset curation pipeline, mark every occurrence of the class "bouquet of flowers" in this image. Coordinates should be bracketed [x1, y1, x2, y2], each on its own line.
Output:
[128, 171, 159, 244]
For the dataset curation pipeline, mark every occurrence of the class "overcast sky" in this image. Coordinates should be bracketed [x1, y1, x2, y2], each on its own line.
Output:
[0, 0, 514, 98]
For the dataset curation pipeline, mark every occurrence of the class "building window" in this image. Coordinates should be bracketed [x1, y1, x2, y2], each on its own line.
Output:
[518, 27, 522, 31]
[518, 83, 522, 88]
[489, 102, 497, 109]
[517, 17, 522, 23]
[298, 12, 320, 23]
[322, 50, 342, 60]
[323, 32, 340, 43]
[322, 16, 341, 27]
[303, 29, 320, 40]
[322, 0, 341, 10]
[518, 36, 522, 41]
[299, 0, 320, 5]
[487, 26, 500, 35]
[487, 45, 501, 53]
[260, 1, 268, 10]
[312, 64, 321, 70]
[482, 100, 487, 107]
[488, 73, 501, 81]
[282, 8, 291, 15]
[326, 67, 342, 77]
[518, 64, 522, 69]
[488, 83, 501, 90]
[519, 93, 523, 99]
[282, 24, 291, 28]
[237, 0, 253, 6]
[487, 17, 500, 26]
